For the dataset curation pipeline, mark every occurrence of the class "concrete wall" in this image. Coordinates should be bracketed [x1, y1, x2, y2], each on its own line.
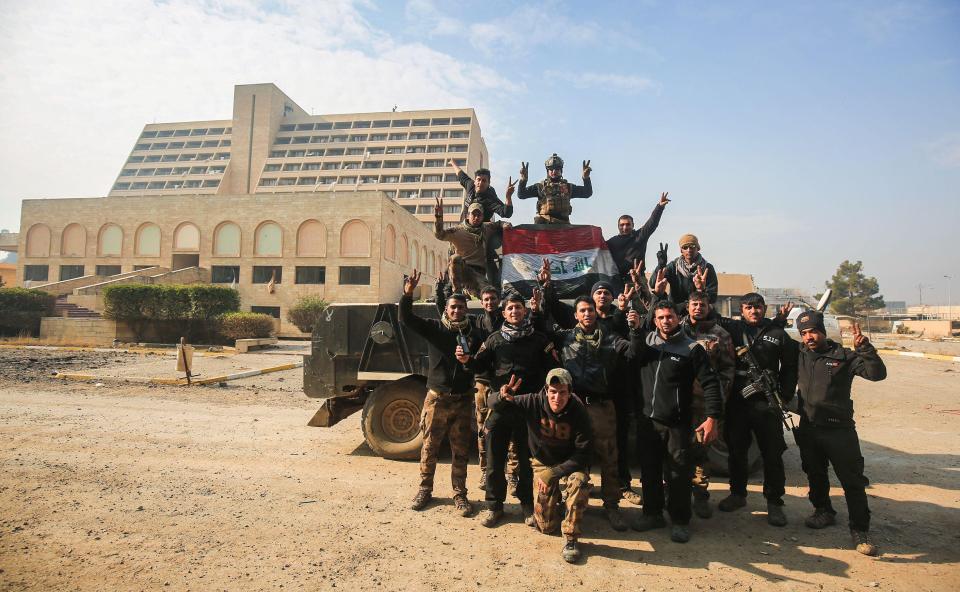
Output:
[40, 318, 137, 346]
[900, 320, 958, 338]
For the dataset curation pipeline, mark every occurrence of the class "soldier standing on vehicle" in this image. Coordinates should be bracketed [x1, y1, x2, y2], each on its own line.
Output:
[606, 192, 670, 284]
[631, 296, 724, 543]
[492, 369, 593, 563]
[399, 270, 486, 517]
[545, 296, 643, 531]
[681, 290, 736, 519]
[434, 192, 511, 297]
[456, 293, 560, 527]
[649, 234, 718, 306]
[449, 160, 513, 222]
[517, 154, 593, 224]
[715, 292, 799, 527]
[795, 314, 886, 556]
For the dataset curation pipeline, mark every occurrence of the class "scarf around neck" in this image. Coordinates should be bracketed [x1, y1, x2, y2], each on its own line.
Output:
[500, 318, 534, 342]
[675, 253, 706, 279]
[441, 314, 472, 333]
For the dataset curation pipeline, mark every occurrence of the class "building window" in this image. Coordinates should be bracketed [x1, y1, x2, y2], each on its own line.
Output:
[429, 131, 448, 139]
[251, 305, 281, 318]
[310, 136, 329, 144]
[392, 119, 410, 127]
[423, 174, 442, 182]
[346, 148, 364, 156]
[292, 136, 310, 144]
[353, 121, 371, 128]
[451, 117, 471, 125]
[270, 150, 285, 158]
[275, 137, 292, 145]
[382, 161, 401, 169]
[288, 150, 305, 157]
[409, 132, 427, 140]
[339, 176, 357, 184]
[23, 265, 49, 282]
[316, 122, 333, 130]
[421, 189, 440, 198]
[156, 130, 173, 137]
[295, 266, 326, 284]
[401, 175, 421, 183]
[333, 121, 352, 129]
[372, 120, 390, 128]
[174, 129, 190, 137]
[259, 178, 278, 186]
[255, 222, 283, 256]
[186, 141, 202, 148]
[96, 265, 121, 276]
[360, 176, 378, 184]
[298, 177, 317, 185]
[278, 177, 296, 185]
[326, 148, 344, 156]
[404, 160, 424, 168]
[443, 189, 463, 198]
[147, 182, 165, 189]
[340, 219, 371, 257]
[306, 149, 325, 157]
[98, 224, 123, 256]
[349, 135, 367, 142]
[211, 265, 240, 284]
[303, 163, 322, 171]
[448, 144, 467, 152]
[369, 134, 387, 142]
[202, 179, 220, 188]
[321, 163, 339, 170]
[209, 128, 225, 134]
[296, 123, 315, 131]
[381, 175, 400, 183]
[59, 265, 85, 281]
[399, 190, 419, 199]
[252, 266, 282, 284]
[339, 266, 370, 285]
[174, 222, 200, 251]
[283, 163, 301, 172]
[426, 146, 446, 153]
[113, 182, 131, 190]
[202, 140, 219, 147]
[362, 161, 381, 169]
[168, 142, 185, 149]
[442, 205, 460, 215]
[214, 222, 241, 256]
[406, 146, 426, 153]
[411, 119, 429, 127]
[128, 156, 144, 163]
[450, 130, 470, 138]
[389, 133, 407, 141]
[141, 130, 159, 138]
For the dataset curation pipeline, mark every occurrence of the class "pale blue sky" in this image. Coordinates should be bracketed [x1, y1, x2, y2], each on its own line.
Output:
[1, 0, 957, 304]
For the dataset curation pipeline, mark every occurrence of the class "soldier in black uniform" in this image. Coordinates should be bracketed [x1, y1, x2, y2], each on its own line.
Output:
[716, 292, 799, 527]
[456, 293, 560, 527]
[517, 154, 593, 224]
[449, 159, 513, 222]
[795, 313, 887, 556]
[399, 270, 487, 517]
[606, 192, 670, 284]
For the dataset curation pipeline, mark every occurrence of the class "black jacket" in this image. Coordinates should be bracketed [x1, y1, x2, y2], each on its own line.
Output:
[720, 317, 799, 405]
[399, 294, 486, 394]
[467, 328, 559, 392]
[493, 388, 592, 477]
[635, 327, 723, 426]
[797, 340, 886, 427]
[458, 171, 512, 221]
[552, 325, 642, 399]
[650, 258, 718, 305]
[605, 203, 665, 277]
[545, 286, 629, 337]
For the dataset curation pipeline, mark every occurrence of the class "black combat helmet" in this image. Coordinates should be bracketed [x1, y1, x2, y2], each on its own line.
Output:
[544, 153, 564, 171]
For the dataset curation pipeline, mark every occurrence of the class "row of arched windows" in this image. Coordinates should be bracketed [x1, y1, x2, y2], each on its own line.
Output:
[23, 220, 379, 259]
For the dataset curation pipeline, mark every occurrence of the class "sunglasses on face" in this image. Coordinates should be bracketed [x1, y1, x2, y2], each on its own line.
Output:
[681, 244, 698, 250]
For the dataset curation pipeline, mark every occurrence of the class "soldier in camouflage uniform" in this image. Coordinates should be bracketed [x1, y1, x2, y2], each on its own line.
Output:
[399, 270, 487, 516]
[494, 369, 594, 563]
[681, 290, 736, 519]
[517, 154, 593, 224]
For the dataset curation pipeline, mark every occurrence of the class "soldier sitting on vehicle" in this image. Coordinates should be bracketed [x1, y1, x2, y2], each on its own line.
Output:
[680, 290, 736, 519]
[492, 369, 593, 563]
[399, 270, 487, 517]
[517, 153, 593, 225]
[449, 159, 513, 222]
[795, 314, 887, 556]
[649, 234, 718, 306]
[434, 187, 512, 297]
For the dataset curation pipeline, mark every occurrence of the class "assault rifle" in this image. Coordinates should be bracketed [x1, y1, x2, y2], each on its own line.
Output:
[736, 344, 796, 435]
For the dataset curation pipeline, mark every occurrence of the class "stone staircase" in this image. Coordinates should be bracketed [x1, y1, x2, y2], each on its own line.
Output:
[52, 295, 102, 319]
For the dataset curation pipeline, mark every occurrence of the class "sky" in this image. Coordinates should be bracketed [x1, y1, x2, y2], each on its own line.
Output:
[0, 0, 958, 304]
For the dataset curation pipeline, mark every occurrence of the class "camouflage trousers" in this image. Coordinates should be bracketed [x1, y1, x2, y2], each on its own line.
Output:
[475, 382, 519, 479]
[419, 389, 473, 496]
[690, 412, 711, 500]
[531, 458, 591, 537]
[448, 256, 488, 299]
[586, 400, 622, 505]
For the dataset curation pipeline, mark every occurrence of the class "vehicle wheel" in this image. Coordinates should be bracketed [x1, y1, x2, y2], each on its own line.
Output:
[361, 376, 427, 460]
[706, 429, 762, 476]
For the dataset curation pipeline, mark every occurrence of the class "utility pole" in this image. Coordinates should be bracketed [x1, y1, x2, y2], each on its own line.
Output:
[917, 283, 934, 320]
[945, 275, 953, 322]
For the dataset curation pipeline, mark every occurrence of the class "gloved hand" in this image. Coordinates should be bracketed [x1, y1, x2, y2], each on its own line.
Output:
[656, 242, 668, 269]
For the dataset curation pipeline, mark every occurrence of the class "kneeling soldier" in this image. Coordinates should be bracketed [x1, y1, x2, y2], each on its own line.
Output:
[796, 313, 887, 556]
[494, 369, 593, 563]
[399, 270, 486, 516]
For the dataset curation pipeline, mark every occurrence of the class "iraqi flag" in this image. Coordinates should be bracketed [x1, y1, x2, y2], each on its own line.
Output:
[501, 224, 618, 298]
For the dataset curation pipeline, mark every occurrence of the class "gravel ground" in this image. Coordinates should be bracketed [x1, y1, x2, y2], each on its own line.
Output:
[0, 347, 958, 591]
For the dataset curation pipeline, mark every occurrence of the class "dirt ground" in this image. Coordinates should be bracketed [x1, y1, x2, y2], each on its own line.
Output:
[0, 348, 958, 591]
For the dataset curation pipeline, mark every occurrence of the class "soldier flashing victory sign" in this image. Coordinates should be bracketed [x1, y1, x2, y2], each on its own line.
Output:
[518, 153, 593, 224]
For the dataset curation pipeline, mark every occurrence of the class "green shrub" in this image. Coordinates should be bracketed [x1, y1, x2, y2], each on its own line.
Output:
[219, 312, 276, 340]
[286, 296, 329, 334]
[103, 284, 240, 321]
[0, 288, 56, 336]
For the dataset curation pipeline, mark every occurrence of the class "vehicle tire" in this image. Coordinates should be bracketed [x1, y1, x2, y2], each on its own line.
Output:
[706, 430, 762, 476]
[361, 376, 427, 460]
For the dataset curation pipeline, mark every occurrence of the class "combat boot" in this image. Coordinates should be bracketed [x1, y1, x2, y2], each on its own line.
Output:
[718, 493, 747, 512]
[453, 494, 473, 517]
[478, 471, 488, 492]
[693, 496, 713, 519]
[561, 537, 581, 563]
[850, 529, 879, 556]
[631, 513, 667, 532]
[507, 474, 519, 498]
[621, 488, 643, 506]
[410, 489, 433, 511]
[805, 508, 837, 529]
[670, 524, 691, 544]
[521, 502, 536, 527]
[480, 504, 504, 528]
[767, 501, 787, 527]
[604, 504, 629, 532]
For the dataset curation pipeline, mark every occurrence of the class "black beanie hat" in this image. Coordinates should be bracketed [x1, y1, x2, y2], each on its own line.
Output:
[591, 281, 613, 295]
[796, 311, 826, 335]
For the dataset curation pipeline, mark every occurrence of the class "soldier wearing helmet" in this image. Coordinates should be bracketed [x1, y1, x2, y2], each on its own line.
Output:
[517, 154, 593, 224]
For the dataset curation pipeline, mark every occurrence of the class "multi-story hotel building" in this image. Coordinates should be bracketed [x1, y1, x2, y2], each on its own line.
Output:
[109, 83, 489, 228]
[15, 83, 490, 337]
